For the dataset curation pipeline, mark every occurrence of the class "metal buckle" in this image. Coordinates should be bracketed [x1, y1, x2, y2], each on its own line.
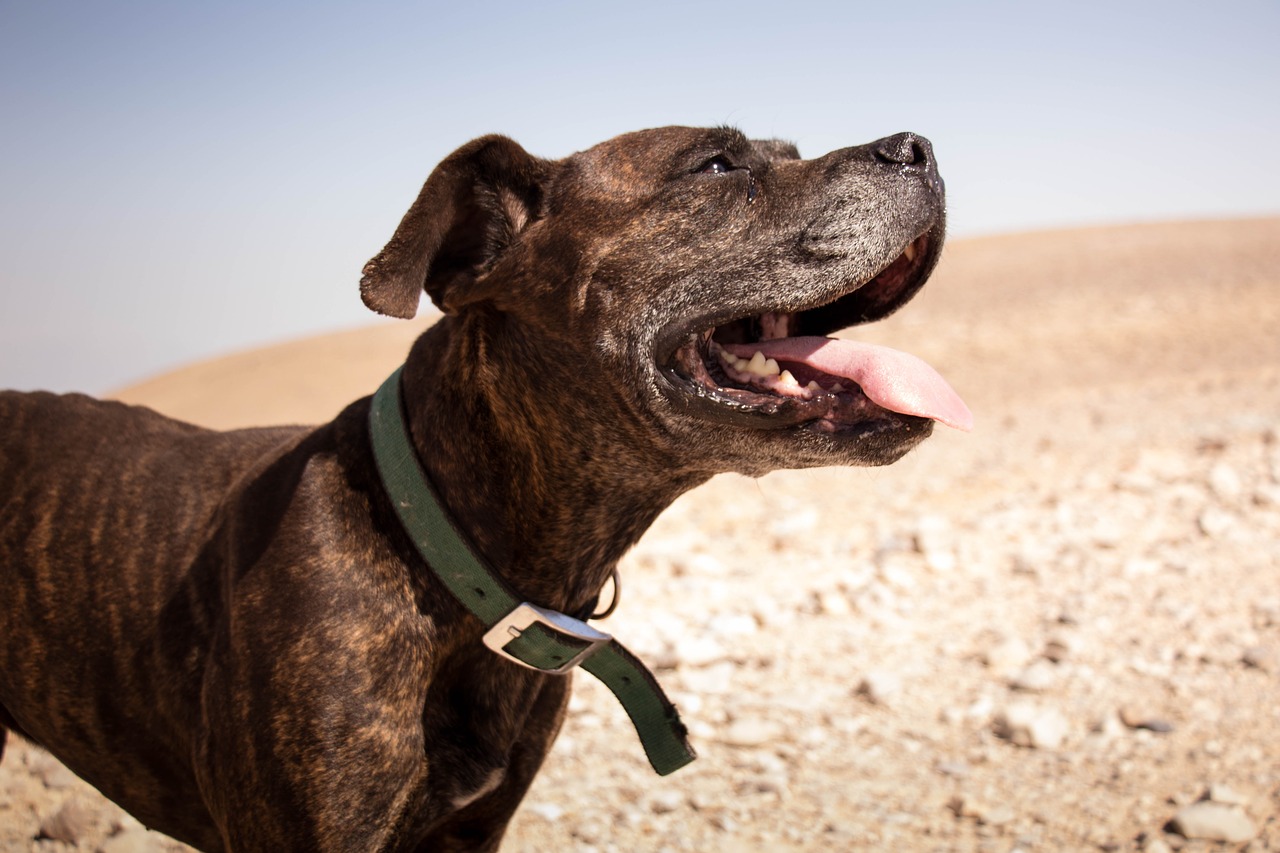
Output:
[482, 602, 613, 674]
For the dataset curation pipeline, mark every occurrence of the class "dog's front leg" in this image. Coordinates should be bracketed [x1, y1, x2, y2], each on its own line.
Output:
[414, 673, 571, 853]
[191, 552, 437, 851]
[195, 639, 433, 851]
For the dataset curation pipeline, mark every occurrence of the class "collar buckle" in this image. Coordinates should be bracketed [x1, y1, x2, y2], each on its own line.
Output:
[482, 602, 613, 674]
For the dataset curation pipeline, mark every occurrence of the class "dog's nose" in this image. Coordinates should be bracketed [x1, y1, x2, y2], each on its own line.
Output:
[872, 132, 942, 193]
[873, 132, 932, 167]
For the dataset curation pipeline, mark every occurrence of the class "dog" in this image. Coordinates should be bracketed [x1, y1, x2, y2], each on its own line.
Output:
[0, 125, 969, 851]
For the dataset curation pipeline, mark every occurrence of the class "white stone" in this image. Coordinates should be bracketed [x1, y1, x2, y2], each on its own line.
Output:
[1171, 801, 1257, 843]
[1208, 462, 1244, 501]
[1206, 783, 1251, 806]
[994, 702, 1070, 749]
[1198, 507, 1235, 538]
[856, 670, 904, 706]
[1010, 659, 1057, 693]
[526, 802, 565, 822]
[649, 790, 685, 814]
[983, 636, 1033, 673]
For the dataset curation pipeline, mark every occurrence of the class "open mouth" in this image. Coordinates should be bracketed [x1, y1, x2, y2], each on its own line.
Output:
[660, 228, 972, 435]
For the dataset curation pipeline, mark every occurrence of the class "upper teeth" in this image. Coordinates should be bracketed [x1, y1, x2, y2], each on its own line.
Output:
[903, 242, 917, 262]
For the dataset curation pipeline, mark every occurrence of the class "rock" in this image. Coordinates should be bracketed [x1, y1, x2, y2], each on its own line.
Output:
[948, 795, 1015, 826]
[1241, 645, 1277, 673]
[815, 589, 853, 617]
[1197, 507, 1235, 539]
[1119, 706, 1175, 733]
[1205, 783, 1250, 806]
[1141, 835, 1174, 853]
[1090, 712, 1126, 740]
[1254, 601, 1280, 629]
[1170, 801, 1257, 843]
[1042, 634, 1076, 663]
[1207, 462, 1244, 501]
[1009, 659, 1057, 692]
[935, 760, 971, 779]
[856, 670, 903, 706]
[982, 636, 1033, 673]
[649, 790, 684, 814]
[39, 796, 100, 843]
[993, 702, 1069, 749]
[30, 754, 80, 790]
[526, 802, 564, 822]
[912, 515, 957, 572]
[97, 829, 172, 853]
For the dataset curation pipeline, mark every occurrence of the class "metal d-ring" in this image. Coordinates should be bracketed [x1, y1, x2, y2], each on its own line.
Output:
[591, 568, 621, 620]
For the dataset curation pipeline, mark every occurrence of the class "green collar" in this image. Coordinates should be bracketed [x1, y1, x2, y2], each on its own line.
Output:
[368, 366, 695, 775]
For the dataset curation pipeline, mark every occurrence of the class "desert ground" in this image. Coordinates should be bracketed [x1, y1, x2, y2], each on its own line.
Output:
[1, 218, 1277, 852]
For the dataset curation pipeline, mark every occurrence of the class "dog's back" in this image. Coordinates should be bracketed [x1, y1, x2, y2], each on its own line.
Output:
[0, 392, 309, 844]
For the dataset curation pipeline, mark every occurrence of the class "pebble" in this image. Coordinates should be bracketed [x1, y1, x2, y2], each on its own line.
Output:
[1207, 462, 1244, 501]
[526, 802, 565, 822]
[1197, 507, 1235, 539]
[912, 515, 957, 572]
[97, 829, 173, 853]
[1170, 801, 1257, 843]
[38, 797, 100, 843]
[815, 589, 853, 617]
[1241, 645, 1277, 674]
[1205, 783, 1250, 806]
[993, 702, 1069, 749]
[856, 670, 903, 706]
[29, 755, 80, 791]
[948, 795, 1015, 826]
[648, 790, 684, 814]
[1042, 634, 1076, 663]
[1009, 660, 1057, 693]
[982, 636, 1033, 673]
[1119, 706, 1175, 733]
[935, 760, 971, 779]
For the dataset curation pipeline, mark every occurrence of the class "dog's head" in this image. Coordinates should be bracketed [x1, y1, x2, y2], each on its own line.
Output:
[360, 126, 969, 477]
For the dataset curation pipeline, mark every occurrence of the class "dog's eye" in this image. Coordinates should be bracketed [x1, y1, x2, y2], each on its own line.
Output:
[698, 156, 734, 176]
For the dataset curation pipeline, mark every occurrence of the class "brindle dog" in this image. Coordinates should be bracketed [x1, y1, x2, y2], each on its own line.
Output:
[0, 126, 963, 851]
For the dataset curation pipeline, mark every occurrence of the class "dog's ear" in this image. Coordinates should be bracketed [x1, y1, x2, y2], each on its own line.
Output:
[359, 135, 547, 318]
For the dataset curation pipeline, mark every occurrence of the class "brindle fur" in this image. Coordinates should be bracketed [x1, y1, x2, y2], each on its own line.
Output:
[0, 126, 945, 851]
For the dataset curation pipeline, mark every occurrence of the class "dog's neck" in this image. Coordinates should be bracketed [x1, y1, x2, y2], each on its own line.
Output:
[399, 313, 709, 616]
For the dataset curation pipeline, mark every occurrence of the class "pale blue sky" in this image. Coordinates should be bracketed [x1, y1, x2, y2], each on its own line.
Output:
[2, 0, 1277, 393]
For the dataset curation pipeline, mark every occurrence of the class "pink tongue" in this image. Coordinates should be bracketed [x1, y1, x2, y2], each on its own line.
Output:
[725, 336, 973, 431]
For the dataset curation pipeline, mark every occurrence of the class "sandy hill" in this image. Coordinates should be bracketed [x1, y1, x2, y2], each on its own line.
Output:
[4, 218, 1278, 852]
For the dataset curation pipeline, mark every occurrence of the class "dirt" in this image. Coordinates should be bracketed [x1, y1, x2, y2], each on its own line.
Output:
[2, 218, 1278, 851]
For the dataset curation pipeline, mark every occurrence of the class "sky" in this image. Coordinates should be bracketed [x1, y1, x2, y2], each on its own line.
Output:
[2, 0, 1277, 394]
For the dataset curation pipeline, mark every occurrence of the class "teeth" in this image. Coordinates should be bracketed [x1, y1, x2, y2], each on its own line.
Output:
[743, 351, 781, 378]
[903, 242, 917, 262]
[806, 380, 823, 392]
[778, 369, 797, 387]
[830, 383, 846, 393]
